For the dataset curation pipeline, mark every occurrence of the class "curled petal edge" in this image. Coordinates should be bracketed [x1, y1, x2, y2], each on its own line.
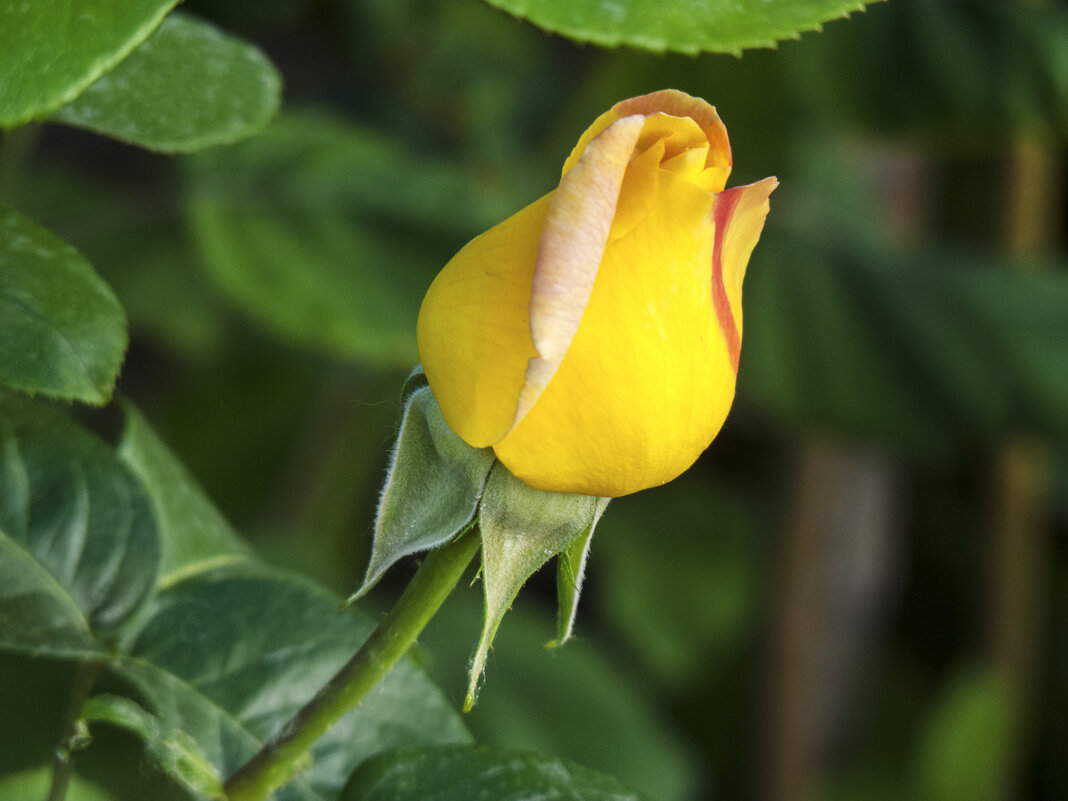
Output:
[710, 176, 779, 371]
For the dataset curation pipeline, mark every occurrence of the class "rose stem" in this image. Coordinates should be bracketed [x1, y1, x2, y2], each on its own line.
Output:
[47, 658, 103, 801]
[223, 529, 481, 801]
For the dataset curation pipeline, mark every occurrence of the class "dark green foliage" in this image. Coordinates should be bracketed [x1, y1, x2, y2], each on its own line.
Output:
[2, 0, 1067, 798]
[342, 744, 648, 801]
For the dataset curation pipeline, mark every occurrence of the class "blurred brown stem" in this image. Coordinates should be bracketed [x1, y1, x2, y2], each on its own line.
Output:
[987, 127, 1060, 799]
[763, 145, 920, 801]
[766, 444, 902, 801]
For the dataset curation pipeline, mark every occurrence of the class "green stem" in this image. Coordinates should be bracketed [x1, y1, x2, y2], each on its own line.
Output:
[223, 530, 481, 801]
[47, 659, 103, 801]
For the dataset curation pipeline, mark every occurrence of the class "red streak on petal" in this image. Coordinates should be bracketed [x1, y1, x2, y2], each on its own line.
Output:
[711, 189, 742, 373]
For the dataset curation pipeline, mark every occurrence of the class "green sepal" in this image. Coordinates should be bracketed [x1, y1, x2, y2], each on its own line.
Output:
[465, 465, 608, 711]
[549, 497, 609, 649]
[348, 375, 495, 602]
[80, 694, 223, 797]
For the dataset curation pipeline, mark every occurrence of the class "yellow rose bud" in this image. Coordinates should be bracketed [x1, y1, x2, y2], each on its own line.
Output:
[417, 89, 777, 498]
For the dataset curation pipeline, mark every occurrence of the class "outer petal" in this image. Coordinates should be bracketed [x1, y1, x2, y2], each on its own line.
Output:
[416, 195, 550, 447]
[493, 169, 732, 497]
[512, 114, 646, 430]
[710, 177, 779, 370]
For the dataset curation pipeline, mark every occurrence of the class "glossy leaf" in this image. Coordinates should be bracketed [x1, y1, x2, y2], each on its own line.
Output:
[112, 561, 471, 800]
[0, 0, 178, 126]
[480, 0, 879, 55]
[51, 13, 281, 153]
[0, 390, 159, 658]
[117, 402, 248, 582]
[353, 383, 495, 600]
[341, 744, 648, 801]
[0, 205, 126, 405]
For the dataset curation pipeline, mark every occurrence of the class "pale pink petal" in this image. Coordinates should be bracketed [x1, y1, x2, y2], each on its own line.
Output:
[510, 114, 647, 430]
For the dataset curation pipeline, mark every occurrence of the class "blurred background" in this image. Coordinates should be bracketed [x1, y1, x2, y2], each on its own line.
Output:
[2, 0, 1066, 799]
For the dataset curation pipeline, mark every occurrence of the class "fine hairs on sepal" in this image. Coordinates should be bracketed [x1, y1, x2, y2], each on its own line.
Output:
[465, 466, 609, 711]
[346, 367, 495, 605]
[349, 373, 610, 709]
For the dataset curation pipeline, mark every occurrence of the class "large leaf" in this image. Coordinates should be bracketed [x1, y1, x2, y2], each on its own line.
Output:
[107, 405, 470, 797]
[117, 402, 248, 583]
[341, 745, 648, 801]
[185, 112, 513, 366]
[479, 0, 879, 55]
[50, 13, 281, 153]
[0, 0, 178, 127]
[0, 205, 126, 405]
[0, 390, 159, 658]
[113, 562, 471, 800]
[0, 399, 470, 797]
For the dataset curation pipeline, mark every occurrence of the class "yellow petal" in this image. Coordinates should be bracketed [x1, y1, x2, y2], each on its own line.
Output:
[416, 194, 550, 447]
[493, 169, 736, 497]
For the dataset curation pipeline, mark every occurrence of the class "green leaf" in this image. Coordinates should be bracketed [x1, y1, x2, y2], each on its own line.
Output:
[50, 13, 282, 153]
[0, 394, 470, 798]
[914, 666, 1016, 801]
[468, 465, 606, 710]
[418, 589, 700, 801]
[479, 0, 880, 55]
[81, 694, 223, 797]
[112, 561, 471, 800]
[0, 204, 126, 405]
[117, 402, 248, 583]
[0, 765, 115, 801]
[185, 112, 510, 366]
[353, 383, 495, 600]
[341, 744, 648, 801]
[0, 390, 160, 657]
[0, 0, 178, 127]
